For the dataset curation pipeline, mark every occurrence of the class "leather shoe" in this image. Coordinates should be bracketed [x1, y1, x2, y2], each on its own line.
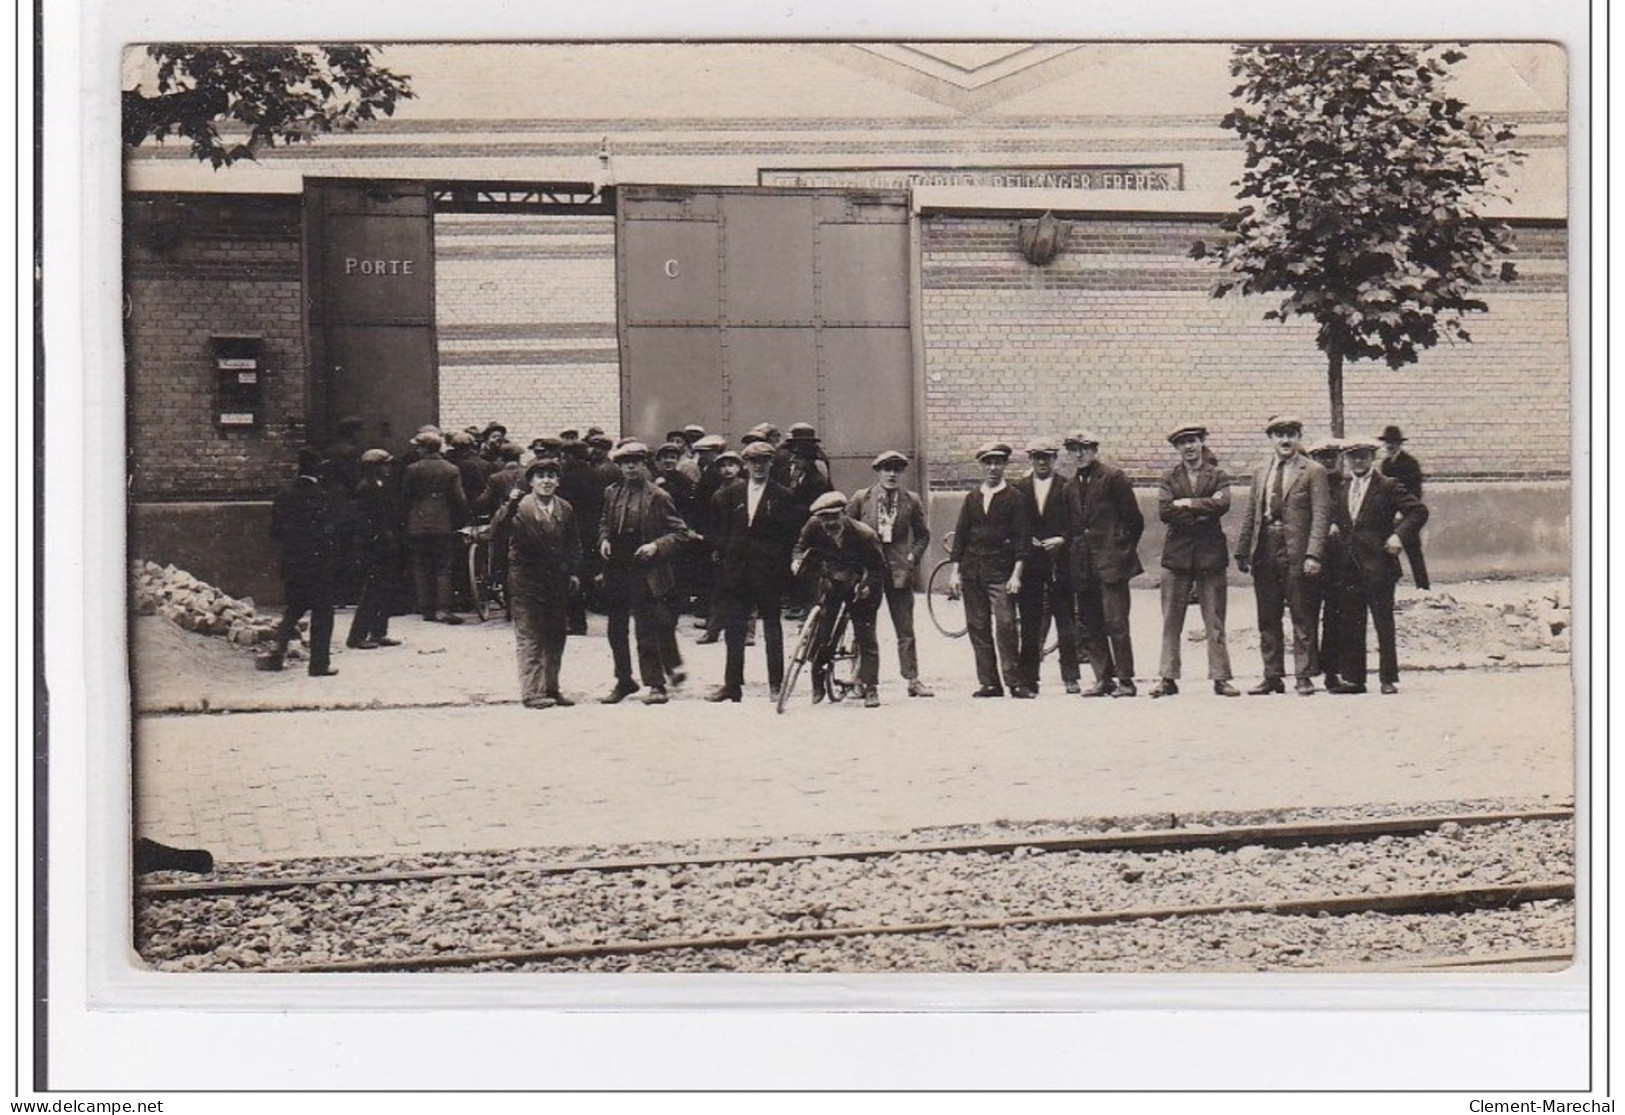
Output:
[769, 685, 782, 702]
[640, 688, 670, 705]
[549, 692, 576, 707]
[600, 681, 640, 704]
[308, 666, 339, 678]
[907, 679, 935, 698]
[1247, 678, 1285, 695]
[1295, 678, 1316, 696]
[668, 667, 687, 688]
[706, 686, 743, 703]
[434, 611, 464, 626]
[972, 685, 1004, 698]
[1010, 687, 1037, 699]
[863, 687, 881, 708]
[1080, 680, 1115, 698]
[695, 631, 721, 645]
[1380, 682, 1399, 695]
[1328, 681, 1367, 695]
[1149, 678, 1178, 698]
[1064, 681, 1081, 695]
[1111, 679, 1137, 698]
[375, 637, 402, 647]
[523, 697, 557, 709]
[1213, 680, 1240, 697]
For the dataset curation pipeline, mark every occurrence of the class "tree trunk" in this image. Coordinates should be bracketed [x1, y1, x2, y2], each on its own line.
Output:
[1327, 350, 1346, 439]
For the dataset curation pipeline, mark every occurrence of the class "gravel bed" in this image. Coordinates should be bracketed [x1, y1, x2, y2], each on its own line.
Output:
[136, 808, 1573, 973]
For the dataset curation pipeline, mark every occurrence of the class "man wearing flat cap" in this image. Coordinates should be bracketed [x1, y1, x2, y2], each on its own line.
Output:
[708, 439, 799, 701]
[848, 450, 935, 697]
[1063, 430, 1145, 698]
[264, 447, 341, 677]
[1012, 438, 1081, 695]
[597, 441, 695, 705]
[402, 430, 472, 626]
[1306, 438, 1351, 690]
[1326, 438, 1429, 695]
[787, 491, 890, 707]
[1152, 424, 1238, 698]
[1376, 424, 1430, 590]
[346, 448, 404, 652]
[491, 456, 583, 709]
[950, 442, 1034, 698]
[1234, 415, 1331, 695]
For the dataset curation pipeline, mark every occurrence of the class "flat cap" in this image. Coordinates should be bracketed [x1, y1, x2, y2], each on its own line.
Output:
[480, 422, 508, 438]
[524, 458, 562, 480]
[558, 428, 580, 440]
[1342, 437, 1381, 454]
[974, 441, 1013, 462]
[359, 448, 393, 465]
[810, 491, 849, 514]
[585, 426, 606, 438]
[1025, 437, 1061, 456]
[585, 433, 613, 448]
[871, 450, 910, 471]
[1304, 437, 1343, 456]
[713, 449, 744, 467]
[1062, 429, 1100, 448]
[411, 431, 443, 451]
[664, 429, 687, 443]
[500, 440, 526, 461]
[608, 440, 650, 461]
[1264, 415, 1304, 435]
[683, 424, 707, 438]
[1166, 423, 1209, 444]
[655, 441, 686, 458]
[746, 422, 780, 441]
[740, 440, 777, 461]
[787, 422, 819, 441]
[447, 430, 476, 449]
[693, 434, 727, 452]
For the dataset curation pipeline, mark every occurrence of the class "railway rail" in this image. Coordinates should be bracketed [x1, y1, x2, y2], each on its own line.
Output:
[136, 807, 1575, 974]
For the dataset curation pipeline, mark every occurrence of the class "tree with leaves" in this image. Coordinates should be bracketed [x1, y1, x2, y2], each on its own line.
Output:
[123, 45, 414, 169]
[1194, 43, 1523, 436]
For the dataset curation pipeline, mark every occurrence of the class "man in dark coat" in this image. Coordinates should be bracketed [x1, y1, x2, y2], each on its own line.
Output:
[345, 448, 404, 651]
[1063, 429, 1145, 698]
[949, 442, 1033, 698]
[1235, 415, 1331, 695]
[1328, 439, 1430, 694]
[264, 447, 340, 676]
[1307, 437, 1351, 689]
[847, 450, 935, 697]
[1011, 438, 1080, 696]
[654, 440, 704, 615]
[401, 430, 472, 625]
[789, 491, 890, 707]
[492, 457, 583, 708]
[707, 440, 799, 701]
[597, 441, 694, 705]
[1377, 424, 1431, 590]
[474, 440, 527, 518]
[1150, 424, 1238, 698]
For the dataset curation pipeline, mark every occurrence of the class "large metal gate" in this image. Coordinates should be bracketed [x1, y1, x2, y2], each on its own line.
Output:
[616, 186, 918, 495]
[304, 179, 439, 447]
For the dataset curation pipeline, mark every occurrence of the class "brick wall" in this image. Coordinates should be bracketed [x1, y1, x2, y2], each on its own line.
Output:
[125, 195, 309, 498]
[921, 216, 1570, 488]
[434, 214, 621, 442]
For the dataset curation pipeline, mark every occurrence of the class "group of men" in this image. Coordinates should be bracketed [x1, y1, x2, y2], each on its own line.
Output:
[265, 410, 1429, 706]
[945, 418, 1428, 702]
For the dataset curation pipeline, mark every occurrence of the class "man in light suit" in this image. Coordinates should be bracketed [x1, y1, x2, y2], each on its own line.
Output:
[1234, 415, 1331, 695]
[847, 450, 935, 697]
[1328, 439, 1429, 694]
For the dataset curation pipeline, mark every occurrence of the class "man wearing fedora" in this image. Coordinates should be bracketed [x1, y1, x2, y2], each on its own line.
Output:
[848, 450, 935, 698]
[597, 441, 693, 705]
[1327, 438, 1429, 694]
[1152, 424, 1239, 698]
[264, 447, 341, 677]
[1235, 415, 1331, 695]
[1377, 424, 1430, 590]
[1063, 429, 1145, 698]
[1012, 438, 1081, 696]
[949, 442, 1033, 698]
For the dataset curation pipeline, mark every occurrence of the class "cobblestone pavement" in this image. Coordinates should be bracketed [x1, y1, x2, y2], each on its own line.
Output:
[132, 585, 1575, 861]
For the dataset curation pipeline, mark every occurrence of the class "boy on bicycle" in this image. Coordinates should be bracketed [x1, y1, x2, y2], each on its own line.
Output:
[790, 491, 889, 708]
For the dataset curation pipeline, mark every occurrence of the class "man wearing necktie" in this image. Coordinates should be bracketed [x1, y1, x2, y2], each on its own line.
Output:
[1327, 439, 1429, 694]
[1012, 438, 1081, 695]
[847, 450, 935, 697]
[1234, 415, 1330, 695]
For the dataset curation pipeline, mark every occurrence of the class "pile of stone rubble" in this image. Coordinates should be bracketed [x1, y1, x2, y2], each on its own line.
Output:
[129, 560, 296, 655]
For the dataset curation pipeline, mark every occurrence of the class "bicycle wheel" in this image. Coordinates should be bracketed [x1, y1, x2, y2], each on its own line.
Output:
[467, 540, 491, 622]
[827, 602, 856, 703]
[776, 602, 823, 714]
[926, 560, 968, 639]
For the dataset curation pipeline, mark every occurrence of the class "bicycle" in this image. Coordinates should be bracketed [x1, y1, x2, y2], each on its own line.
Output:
[925, 527, 1060, 658]
[459, 522, 508, 622]
[776, 574, 864, 714]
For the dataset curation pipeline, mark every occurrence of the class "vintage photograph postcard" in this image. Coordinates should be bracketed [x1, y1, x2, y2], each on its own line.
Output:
[120, 40, 1575, 982]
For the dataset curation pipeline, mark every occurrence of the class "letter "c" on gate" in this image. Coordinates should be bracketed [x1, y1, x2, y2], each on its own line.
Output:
[663, 259, 680, 279]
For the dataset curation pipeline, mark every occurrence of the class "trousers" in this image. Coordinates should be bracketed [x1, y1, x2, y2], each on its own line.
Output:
[879, 581, 922, 681]
[509, 569, 569, 702]
[408, 533, 458, 616]
[963, 579, 1022, 691]
[1252, 526, 1320, 680]
[1074, 569, 1135, 682]
[1157, 569, 1232, 680]
[1017, 571, 1079, 689]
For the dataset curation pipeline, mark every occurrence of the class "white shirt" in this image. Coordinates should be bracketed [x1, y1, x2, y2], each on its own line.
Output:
[980, 480, 1008, 513]
[746, 479, 766, 525]
[875, 487, 899, 543]
[1031, 473, 1053, 515]
[1348, 473, 1371, 522]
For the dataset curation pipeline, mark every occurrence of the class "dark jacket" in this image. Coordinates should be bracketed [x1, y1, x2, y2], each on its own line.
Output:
[1378, 448, 1424, 500]
[1332, 471, 1429, 587]
[1235, 453, 1331, 566]
[847, 483, 931, 590]
[711, 478, 799, 596]
[475, 463, 526, 518]
[492, 493, 582, 597]
[598, 479, 692, 597]
[1157, 460, 1231, 575]
[950, 485, 1032, 585]
[270, 475, 336, 583]
[1065, 459, 1145, 584]
[792, 517, 889, 593]
[402, 453, 472, 537]
[352, 475, 402, 560]
[1010, 472, 1071, 586]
